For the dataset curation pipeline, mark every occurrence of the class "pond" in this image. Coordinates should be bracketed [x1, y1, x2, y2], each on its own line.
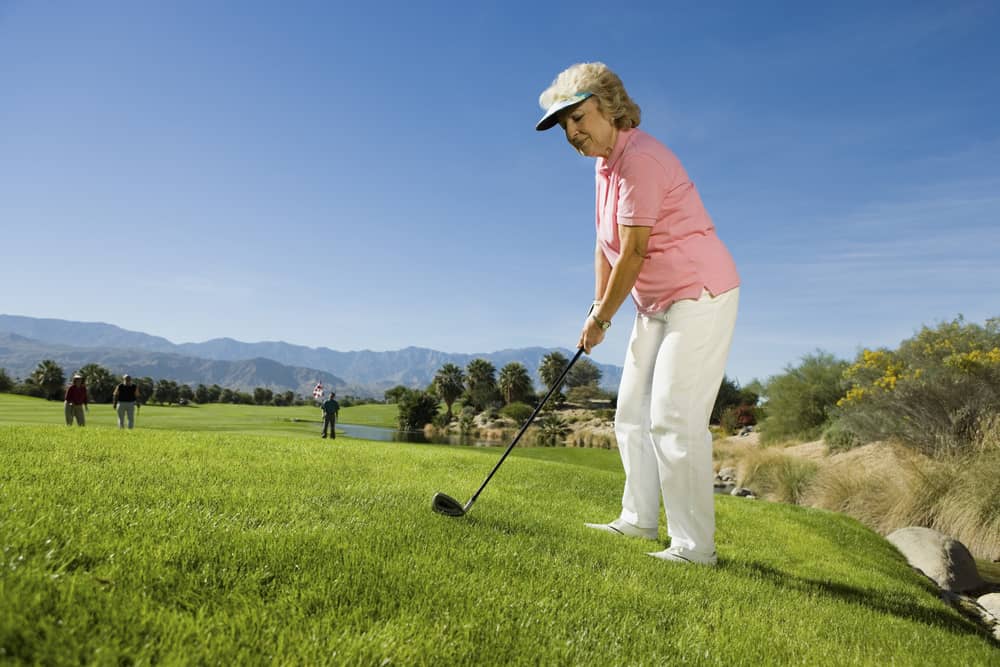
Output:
[338, 422, 500, 447]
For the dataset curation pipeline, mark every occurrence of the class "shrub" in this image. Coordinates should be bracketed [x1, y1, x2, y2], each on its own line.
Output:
[822, 420, 859, 453]
[758, 351, 848, 445]
[500, 401, 534, 424]
[720, 405, 761, 436]
[397, 390, 440, 431]
[719, 406, 739, 435]
[0, 368, 13, 393]
[565, 384, 613, 406]
[458, 410, 475, 436]
[11, 381, 46, 398]
[713, 377, 761, 425]
[834, 316, 1000, 458]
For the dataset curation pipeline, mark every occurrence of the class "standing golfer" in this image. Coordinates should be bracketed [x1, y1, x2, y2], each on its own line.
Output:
[321, 391, 340, 439]
[112, 374, 141, 429]
[64, 373, 89, 426]
[536, 63, 740, 566]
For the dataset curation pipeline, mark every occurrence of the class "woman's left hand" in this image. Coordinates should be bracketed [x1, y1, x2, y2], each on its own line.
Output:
[578, 316, 606, 354]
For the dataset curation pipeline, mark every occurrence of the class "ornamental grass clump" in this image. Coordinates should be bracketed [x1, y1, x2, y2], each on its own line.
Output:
[738, 448, 819, 505]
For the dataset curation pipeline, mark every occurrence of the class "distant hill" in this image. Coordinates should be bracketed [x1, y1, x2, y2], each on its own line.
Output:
[0, 332, 349, 397]
[0, 314, 624, 396]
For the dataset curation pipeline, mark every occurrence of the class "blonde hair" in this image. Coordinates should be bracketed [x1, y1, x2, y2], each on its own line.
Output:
[538, 62, 641, 130]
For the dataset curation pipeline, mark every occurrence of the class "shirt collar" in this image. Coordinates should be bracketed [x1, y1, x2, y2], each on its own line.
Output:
[597, 128, 635, 175]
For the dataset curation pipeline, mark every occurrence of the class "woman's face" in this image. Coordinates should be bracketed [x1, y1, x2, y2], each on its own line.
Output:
[558, 97, 617, 158]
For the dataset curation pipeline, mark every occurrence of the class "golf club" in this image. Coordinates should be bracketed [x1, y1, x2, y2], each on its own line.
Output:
[432, 346, 585, 517]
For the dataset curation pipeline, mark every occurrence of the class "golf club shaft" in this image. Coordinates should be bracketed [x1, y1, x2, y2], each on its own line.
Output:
[465, 347, 585, 510]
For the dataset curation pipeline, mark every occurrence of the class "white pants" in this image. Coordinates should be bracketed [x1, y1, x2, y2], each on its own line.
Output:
[117, 402, 136, 429]
[614, 287, 739, 554]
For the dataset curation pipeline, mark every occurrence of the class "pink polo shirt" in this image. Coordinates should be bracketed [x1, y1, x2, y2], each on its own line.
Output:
[596, 128, 740, 315]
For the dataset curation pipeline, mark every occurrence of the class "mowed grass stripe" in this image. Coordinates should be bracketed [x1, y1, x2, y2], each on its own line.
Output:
[0, 392, 400, 434]
[1, 425, 996, 665]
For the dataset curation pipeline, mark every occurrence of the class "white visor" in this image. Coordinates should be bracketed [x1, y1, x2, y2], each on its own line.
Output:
[535, 92, 593, 131]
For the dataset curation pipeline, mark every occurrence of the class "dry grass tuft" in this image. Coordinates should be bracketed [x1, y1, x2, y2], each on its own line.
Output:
[738, 448, 819, 505]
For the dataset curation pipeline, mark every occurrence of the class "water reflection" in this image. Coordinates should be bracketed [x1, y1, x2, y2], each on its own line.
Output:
[338, 422, 498, 447]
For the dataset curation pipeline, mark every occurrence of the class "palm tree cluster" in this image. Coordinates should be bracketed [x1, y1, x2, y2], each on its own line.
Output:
[428, 351, 605, 422]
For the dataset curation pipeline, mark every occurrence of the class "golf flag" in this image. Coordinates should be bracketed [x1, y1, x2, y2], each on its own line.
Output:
[312, 382, 324, 401]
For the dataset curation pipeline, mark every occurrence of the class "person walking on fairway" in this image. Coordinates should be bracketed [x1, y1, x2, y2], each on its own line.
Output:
[64, 373, 89, 426]
[112, 374, 141, 429]
[535, 62, 740, 566]
[321, 392, 340, 439]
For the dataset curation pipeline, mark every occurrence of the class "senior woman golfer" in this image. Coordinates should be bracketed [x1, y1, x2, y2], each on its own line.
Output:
[536, 62, 740, 566]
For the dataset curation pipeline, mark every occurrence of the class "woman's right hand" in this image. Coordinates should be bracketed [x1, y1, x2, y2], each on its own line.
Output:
[578, 315, 607, 354]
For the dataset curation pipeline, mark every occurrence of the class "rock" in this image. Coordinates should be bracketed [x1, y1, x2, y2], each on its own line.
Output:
[886, 527, 984, 593]
[978, 593, 1000, 622]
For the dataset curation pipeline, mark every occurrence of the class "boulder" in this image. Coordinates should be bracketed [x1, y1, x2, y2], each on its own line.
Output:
[978, 593, 1000, 622]
[886, 527, 984, 593]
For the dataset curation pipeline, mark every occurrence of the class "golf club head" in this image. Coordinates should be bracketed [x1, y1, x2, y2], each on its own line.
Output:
[431, 492, 467, 517]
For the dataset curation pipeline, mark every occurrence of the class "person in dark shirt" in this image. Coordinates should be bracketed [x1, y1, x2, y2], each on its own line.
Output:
[112, 374, 141, 429]
[64, 373, 88, 426]
[321, 392, 340, 439]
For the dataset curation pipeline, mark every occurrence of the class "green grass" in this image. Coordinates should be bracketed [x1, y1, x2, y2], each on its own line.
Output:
[338, 402, 398, 428]
[0, 393, 399, 436]
[1, 423, 997, 665]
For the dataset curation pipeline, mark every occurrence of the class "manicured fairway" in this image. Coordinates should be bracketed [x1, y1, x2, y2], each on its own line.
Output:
[0, 393, 398, 435]
[1, 423, 996, 665]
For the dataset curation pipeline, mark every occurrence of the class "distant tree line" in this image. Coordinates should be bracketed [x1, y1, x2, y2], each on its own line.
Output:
[0, 359, 369, 408]
[385, 351, 764, 437]
[387, 351, 613, 432]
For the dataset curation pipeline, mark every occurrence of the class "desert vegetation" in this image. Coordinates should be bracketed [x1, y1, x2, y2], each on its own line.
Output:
[717, 316, 1000, 562]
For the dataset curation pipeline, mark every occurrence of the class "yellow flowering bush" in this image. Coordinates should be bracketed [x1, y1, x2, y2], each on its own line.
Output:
[832, 316, 1000, 457]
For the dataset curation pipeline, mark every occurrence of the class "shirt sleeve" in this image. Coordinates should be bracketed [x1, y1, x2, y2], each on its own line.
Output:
[616, 153, 666, 227]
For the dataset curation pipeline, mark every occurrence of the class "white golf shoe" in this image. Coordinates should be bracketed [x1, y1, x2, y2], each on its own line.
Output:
[584, 518, 658, 540]
[647, 546, 718, 566]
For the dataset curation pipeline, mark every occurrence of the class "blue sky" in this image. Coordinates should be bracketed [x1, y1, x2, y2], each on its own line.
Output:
[2, 1, 997, 385]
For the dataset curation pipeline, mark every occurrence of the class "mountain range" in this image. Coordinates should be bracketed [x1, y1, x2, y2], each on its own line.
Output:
[0, 314, 623, 397]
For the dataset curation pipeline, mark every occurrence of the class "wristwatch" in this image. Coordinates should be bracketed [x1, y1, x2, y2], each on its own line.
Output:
[590, 314, 611, 331]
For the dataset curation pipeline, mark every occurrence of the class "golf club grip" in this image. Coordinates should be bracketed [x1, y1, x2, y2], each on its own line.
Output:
[467, 347, 585, 507]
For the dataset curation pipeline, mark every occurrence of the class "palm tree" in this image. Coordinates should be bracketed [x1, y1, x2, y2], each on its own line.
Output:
[78, 363, 116, 403]
[538, 351, 570, 392]
[433, 363, 465, 421]
[498, 362, 534, 405]
[538, 351, 573, 406]
[32, 359, 65, 400]
[465, 358, 499, 412]
[535, 411, 570, 446]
